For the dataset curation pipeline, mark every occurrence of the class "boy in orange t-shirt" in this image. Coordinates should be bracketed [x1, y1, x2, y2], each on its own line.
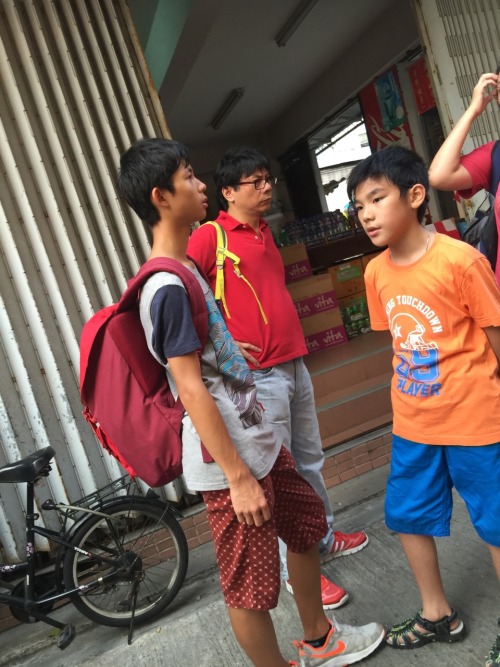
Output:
[347, 145, 500, 665]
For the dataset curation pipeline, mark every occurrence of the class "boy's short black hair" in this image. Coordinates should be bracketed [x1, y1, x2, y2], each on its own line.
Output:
[214, 146, 270, 211]
[347, 145, 430, 223]
[117, 137, 190, 226]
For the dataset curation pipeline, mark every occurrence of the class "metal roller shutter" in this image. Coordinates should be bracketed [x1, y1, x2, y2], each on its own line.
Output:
[0, 0, 179, 563]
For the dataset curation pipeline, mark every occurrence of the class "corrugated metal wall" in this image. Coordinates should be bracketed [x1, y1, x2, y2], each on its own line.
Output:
[414, 0, 500, 147]
[0, 0, 179, 562]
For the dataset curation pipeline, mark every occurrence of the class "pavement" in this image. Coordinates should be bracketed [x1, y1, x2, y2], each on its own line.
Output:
[1, 463, 498, 667]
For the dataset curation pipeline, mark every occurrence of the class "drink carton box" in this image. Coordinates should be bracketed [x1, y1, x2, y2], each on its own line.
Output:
[338, 292, 371, 339]
[286, 274, 338, 319]
[278, 243, 313, 283]
[328, 258, 365, 298]
[299, 309, 348, 354]
[361, 252, 383, 272]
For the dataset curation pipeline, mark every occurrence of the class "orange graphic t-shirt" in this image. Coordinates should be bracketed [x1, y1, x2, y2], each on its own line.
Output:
[365, 233, 500, 445]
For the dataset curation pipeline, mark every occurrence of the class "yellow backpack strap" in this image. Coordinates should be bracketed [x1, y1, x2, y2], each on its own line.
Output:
[205, 221, 231, 318]
[205, 221, 268, 325]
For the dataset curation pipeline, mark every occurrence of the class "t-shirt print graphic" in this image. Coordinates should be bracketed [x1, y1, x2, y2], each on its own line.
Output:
[390, 309, 441, 399]
[205, 291, 263, 428]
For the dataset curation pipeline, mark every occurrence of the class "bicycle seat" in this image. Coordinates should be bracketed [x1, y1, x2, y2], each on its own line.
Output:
[0, 446, 55, 483]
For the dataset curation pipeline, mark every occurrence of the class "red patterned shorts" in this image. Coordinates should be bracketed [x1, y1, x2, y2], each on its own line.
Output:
[202, 446, 327, 610]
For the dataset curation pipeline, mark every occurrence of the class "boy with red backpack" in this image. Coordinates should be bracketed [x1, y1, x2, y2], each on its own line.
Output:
[115, 137, 384, 667]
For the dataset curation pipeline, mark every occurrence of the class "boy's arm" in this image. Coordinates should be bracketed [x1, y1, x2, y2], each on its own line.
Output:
[168, 351, 271, 526]
[483, 326, 500, 372]
[428, 72, 498, 191]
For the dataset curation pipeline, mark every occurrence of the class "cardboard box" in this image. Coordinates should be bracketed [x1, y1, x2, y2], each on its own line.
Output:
[338, 292, 368, 317]
[279, 243, 313, 283]
[328, 258, 365, 299]
[286, 274, 338, 319]
[299, 309, 348, 354]
[425, 218, 460, 240]
[361, 252, 383, 272]
[338, 292, 371, 339]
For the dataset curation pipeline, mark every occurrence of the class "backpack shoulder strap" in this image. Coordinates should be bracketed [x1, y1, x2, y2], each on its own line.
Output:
[79, 304, 116, 400]
[490, 140, 500, 196]
[203, 221, 268, 325]
[204, 221, 227, 309]
[118, 257, 208, 347]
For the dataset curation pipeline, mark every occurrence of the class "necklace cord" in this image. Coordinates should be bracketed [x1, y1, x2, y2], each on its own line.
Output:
[390, 230, 431, 261]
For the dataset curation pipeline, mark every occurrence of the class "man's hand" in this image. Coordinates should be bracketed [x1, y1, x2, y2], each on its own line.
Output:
[429, 72, 500, 192]
[469, 72, 499, 117]
[230, 475, 271, 526]
[235, 341, 262, 367]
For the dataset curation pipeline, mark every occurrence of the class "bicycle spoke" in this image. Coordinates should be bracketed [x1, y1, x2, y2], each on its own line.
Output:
[62, 500, 188, 627]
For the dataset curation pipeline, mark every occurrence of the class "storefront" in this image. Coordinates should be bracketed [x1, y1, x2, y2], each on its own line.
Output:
[271, 49, 449, 353]
[262, 0, 500, 411]
[267, 0, 499, 266]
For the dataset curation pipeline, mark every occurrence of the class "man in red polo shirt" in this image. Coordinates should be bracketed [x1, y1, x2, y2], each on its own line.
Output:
[188, 145, 369, 609]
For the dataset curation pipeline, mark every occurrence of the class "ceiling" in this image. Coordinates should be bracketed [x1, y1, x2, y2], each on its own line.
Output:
[150, 0, 419, 157]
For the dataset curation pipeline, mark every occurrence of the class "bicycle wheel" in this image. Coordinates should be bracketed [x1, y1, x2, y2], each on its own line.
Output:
[62, 498, 188, 627]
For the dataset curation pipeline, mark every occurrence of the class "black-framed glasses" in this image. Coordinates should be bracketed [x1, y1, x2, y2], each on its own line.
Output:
[236, 175, 277, 190]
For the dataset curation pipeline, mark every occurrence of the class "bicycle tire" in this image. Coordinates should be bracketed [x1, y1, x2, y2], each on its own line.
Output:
[62, 498, 188, 627]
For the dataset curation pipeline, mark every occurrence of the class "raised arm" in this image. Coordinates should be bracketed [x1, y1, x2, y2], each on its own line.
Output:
[429, 72, 499, 191]
[168, 351, 270, 526]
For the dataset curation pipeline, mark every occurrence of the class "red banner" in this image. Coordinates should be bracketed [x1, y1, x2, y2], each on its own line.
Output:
[408, 57, 437, 115]
[358, 65, 415, 152]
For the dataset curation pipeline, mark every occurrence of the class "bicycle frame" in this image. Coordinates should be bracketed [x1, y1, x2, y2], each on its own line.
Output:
[0, 447, 188, 651]
[0, 446, 190, 654]
[0, 474, 143, 631]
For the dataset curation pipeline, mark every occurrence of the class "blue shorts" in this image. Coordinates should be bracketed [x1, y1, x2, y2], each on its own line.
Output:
[385, 435, 500, 547]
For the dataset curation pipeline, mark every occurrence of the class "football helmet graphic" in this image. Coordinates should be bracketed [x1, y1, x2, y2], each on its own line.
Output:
[391, 313, 438, 352]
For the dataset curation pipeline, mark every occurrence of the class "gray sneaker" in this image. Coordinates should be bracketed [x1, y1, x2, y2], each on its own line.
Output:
[293, 615, 385, 666]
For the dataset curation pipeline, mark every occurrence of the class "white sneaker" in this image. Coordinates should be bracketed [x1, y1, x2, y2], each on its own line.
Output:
[293, 614, 385, 666]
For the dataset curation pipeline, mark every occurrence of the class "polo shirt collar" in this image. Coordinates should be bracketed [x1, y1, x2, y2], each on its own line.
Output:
[218, 211, 268, 232]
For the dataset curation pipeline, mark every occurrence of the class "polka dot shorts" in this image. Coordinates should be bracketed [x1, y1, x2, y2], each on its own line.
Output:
[202, 446, 327, 610]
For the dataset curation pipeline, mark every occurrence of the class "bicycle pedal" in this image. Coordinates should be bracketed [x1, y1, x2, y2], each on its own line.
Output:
[58, 624, 76, 650]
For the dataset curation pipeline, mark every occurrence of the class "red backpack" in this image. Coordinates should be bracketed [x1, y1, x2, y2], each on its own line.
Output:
[79, 258, 208, 487]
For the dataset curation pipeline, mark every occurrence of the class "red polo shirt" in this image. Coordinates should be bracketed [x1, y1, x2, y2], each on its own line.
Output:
[187, 212, 307, 370]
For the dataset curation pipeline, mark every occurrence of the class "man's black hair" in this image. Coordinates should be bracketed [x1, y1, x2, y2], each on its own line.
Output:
[214, 146, 270, 211]
[117, 137, 190, 226]
[347, 145, 430, 223]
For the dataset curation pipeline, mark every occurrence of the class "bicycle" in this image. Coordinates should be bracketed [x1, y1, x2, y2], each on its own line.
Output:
[0, 446, 189, 649]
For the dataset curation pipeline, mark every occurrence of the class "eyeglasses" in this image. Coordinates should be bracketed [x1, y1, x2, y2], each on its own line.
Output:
[235, 175, 277, 190]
